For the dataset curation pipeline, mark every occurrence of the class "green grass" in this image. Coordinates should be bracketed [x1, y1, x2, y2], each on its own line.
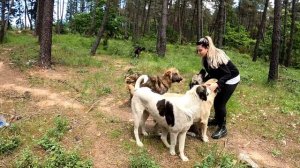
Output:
[130, 149, 160, 168]
[1, 32, 102, 68]
[194, 144, 247, 168]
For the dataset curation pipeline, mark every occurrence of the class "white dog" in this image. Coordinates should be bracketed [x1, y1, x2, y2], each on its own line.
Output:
[130, 75, 217, 161]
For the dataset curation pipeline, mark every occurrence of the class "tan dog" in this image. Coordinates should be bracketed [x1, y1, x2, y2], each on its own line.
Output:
[130, 75, 218, 161]
[125, 68, 183, 98]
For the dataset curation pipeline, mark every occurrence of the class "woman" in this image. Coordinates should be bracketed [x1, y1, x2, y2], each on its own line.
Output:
[196, 36, 240, 139]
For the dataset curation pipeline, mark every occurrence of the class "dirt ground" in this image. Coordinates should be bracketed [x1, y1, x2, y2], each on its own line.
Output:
[0, 53, 297, 168]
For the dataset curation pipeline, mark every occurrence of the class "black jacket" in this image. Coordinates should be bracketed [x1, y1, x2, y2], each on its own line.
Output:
[202, 57, 239, 90]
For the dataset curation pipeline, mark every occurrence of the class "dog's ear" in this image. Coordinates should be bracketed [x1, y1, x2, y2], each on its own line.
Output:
[196, 86, 207, 101]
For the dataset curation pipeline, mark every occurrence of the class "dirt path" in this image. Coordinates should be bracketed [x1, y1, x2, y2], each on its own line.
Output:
[0, 58, 294, 168]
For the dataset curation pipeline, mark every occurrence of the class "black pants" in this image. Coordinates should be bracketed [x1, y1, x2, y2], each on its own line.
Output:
[214, 83, 238, 127]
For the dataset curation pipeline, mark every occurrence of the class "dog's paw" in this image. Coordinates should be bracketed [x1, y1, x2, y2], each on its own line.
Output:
[202, 136, 209, 142]
[142, 131, 149, 136]
[137, 141, 144, 147]
[170, 150, 176, 156]
[180, 155, 189, 162]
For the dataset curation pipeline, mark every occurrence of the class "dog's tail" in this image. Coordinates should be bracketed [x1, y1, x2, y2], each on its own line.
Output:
[135, 75, 149, 89]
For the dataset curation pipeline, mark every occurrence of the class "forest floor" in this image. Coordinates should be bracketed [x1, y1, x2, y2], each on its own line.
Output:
[0, 48, 299, 167]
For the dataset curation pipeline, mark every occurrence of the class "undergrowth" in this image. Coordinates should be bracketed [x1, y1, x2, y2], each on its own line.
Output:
[14, 116, 92, 168]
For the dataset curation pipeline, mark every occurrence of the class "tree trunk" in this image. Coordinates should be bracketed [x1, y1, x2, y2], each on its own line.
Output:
[215, 0, 225, 48]
[141, 0, 147, 36]
[196, 0, 203, 41]
[132, 0, 141, 42]
[144, 0, 152, 35]
[4, 0, 14, 31]
[268, 0, 281, 82]
[90, 1, 110, 56]
[36, 0, 44, 42]
[80, 0, 85, 12]
[156, 0, 168, 57]
[0, 0, 6, 43]
[60, 0, 64, 32]
[88, 0, 97, 36]
[25, 0, 33, 30]
[280, 0, 288, 64]
[180, 0, 186, 44]
[39, 0, 54, 69]
[56, 0, 60, 33]
[252, 0, 269, 62]
[284, 0, 296, 67]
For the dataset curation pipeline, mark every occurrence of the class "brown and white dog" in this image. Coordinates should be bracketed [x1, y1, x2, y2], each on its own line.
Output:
[125, 68, 183, 98]
[130, 75, 217, 161]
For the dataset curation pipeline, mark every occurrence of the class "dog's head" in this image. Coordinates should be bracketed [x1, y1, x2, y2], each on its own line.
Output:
[196, 85, 208, 101]
[164, 68, 183, 83]
[189, 69, 206, 89]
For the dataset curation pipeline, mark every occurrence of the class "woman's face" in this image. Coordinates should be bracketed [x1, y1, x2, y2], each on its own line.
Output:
[197, 45, 208, 58]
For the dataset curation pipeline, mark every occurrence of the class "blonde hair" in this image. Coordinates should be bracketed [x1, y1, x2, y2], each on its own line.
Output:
[205, 36, 230, 69]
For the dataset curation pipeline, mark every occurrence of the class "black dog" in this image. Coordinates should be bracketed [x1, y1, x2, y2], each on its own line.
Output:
[134, 46, 145, 58]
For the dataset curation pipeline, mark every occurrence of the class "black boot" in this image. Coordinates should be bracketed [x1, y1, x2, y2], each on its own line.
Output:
[208, 118, 218, 126]
[211, 125, 227, 139]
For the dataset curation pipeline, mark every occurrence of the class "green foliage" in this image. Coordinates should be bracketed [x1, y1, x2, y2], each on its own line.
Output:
[69, 2, 124, 37]
[0, 136, 21, 155]
[194, 145, 246, 168]
[15, 148, 41, 168]
[43, 148, 93, 168]
[25, 116, 93, 167]
[37, 136, 61, 152]
[167, 26, 179, 44]
[69, 13, 92, 35]
[130, 150, 160, 168]
[47, 116, 69, 140]
[37, 116, 69, 151]
[224, 24, 255, 53]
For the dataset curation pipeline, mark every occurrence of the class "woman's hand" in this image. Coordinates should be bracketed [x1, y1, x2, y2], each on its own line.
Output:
[206, 82, 218, 92]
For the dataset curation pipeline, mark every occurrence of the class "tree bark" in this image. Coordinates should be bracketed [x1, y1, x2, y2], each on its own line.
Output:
[132, 0, 141, 42]
[56, 0, 60, 33]
[24, 0, 33, 30]
[268, 0, 281, 82]
[90, 1, 110, 56]
[284, 0, 296, 67]
[143, 0, 152, 35]
[0, 0, 6, 43]
[156, 0, 168, 56]
[215, 0, 225, 48]
[4, 0, 14, 31]
[252, 0, 269, 62]
[36, 0, 45, 41]
[39, 0, 54, 69]
[196, 0, 203, 41]
[280, 0, 288, 64]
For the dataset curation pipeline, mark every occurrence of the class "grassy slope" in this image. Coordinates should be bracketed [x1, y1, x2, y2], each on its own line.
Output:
[0, 32, 299, 167]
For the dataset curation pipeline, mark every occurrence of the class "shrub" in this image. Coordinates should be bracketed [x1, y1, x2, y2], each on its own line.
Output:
[15, 148, 40, 168]
[0, 136, 21, 155]
[224, 23, 255, 53]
